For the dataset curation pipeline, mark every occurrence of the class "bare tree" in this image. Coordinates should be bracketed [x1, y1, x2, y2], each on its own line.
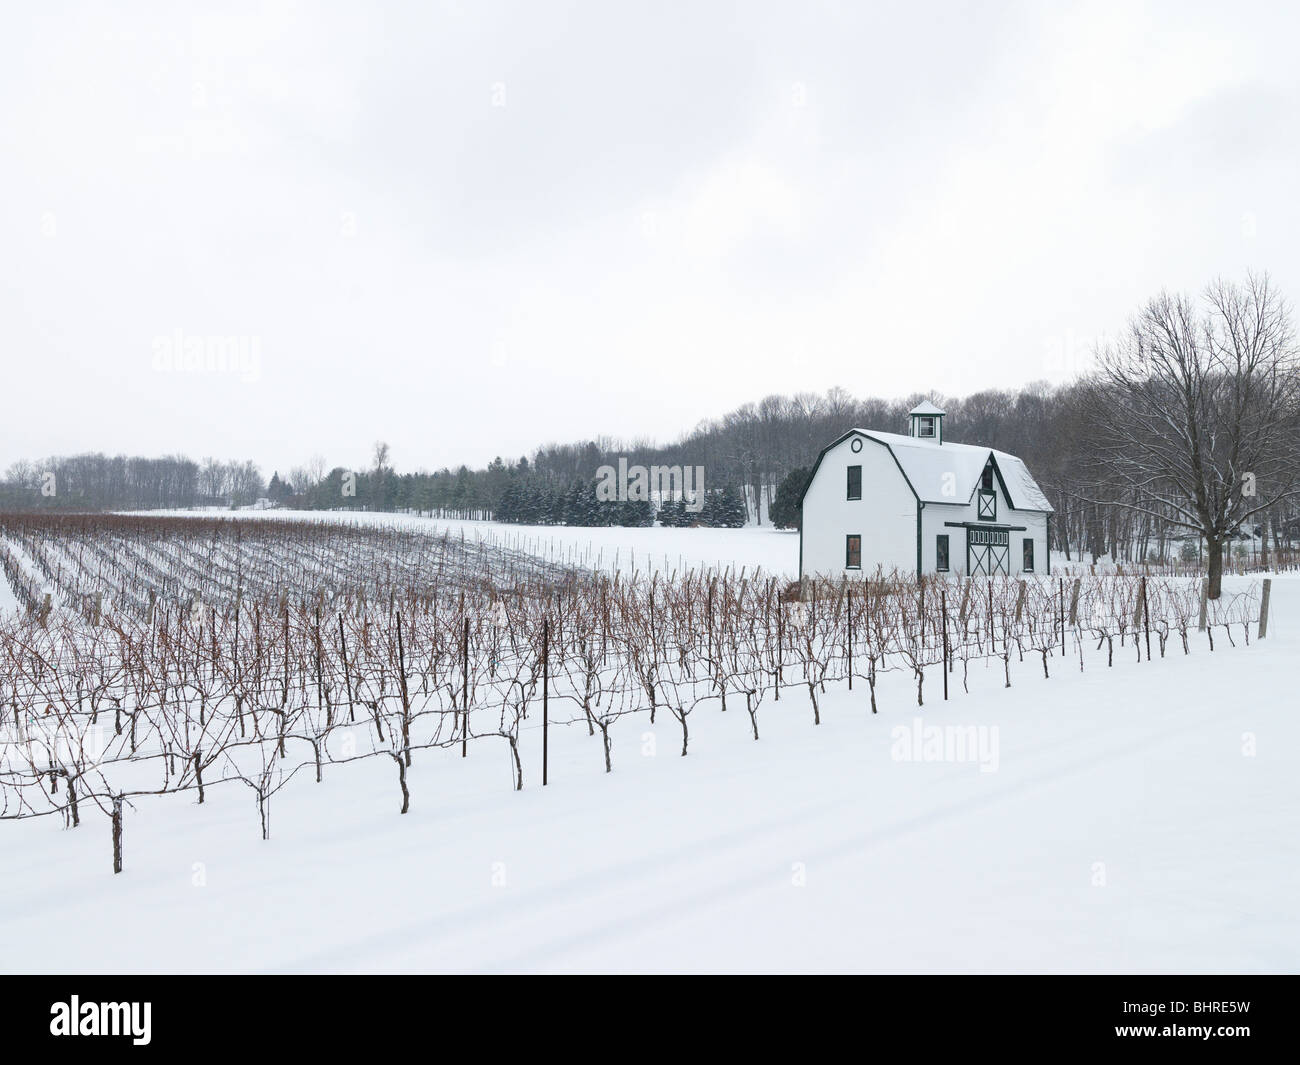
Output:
[306, 453, 327, 488]
[1083, 273, 1300, 597]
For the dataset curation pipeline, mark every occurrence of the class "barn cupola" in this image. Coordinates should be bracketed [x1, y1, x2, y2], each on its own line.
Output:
[908, 400, 946, 444]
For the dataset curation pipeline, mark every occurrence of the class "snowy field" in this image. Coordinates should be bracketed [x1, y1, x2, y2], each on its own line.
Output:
[1, 511, 1294, 973]
[142, 508, 804, 578]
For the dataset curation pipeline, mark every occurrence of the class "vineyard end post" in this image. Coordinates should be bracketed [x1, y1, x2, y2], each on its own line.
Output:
[542, 616, 549, 786]
[1058, 577, 1065, 655]
[111, 794, 124, 875]
[1141, 575, 1151, 661]
[941, 589, 949, 701]
[846, 586, 853, 691]
[462, 615, 469, 757]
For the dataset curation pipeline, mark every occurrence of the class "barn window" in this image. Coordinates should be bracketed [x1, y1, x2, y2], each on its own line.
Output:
[918, 416, 936, 438]
[846, 465, 862, 500]
[981, 464, 994, 491]
[845, 535, 861, 569]
[1023, 538, 1034, 572]
[977, 490, 997, 521]
[936, 534, 950, 572]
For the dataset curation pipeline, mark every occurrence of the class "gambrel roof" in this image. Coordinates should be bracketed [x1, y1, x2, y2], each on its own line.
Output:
[798, 429, 1054, 513]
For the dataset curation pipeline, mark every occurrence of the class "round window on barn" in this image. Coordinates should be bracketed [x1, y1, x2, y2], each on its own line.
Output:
[850, 437, 863, 453]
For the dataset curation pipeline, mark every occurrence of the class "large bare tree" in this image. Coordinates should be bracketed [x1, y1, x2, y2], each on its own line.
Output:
[1084, 273, 1300, 597]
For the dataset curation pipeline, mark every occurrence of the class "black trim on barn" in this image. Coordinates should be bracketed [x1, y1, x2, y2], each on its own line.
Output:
[982, 453, 1017, 512]
[916, 500, 924, 581]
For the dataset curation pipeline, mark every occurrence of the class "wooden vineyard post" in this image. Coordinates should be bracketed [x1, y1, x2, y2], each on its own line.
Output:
[706, 579, 713, 672]
[462, 615, 469, 758]
[846, 587, 853, 691]
[774, 588, 782, 702]
[316, 607, 327, 726]
[1058, 577, 1065, 656]
[1198, 577, 1209, 632]
[396, 611, 411, 768]
[1068, 578, 1081, 626]
[988, 581, 996, 655]
[1259, 578, 1272, 639]
[111, 794, 124, 875]
[941, 589, 949, 701]
[542, 616, 549, 786]
[1140, 575, 1151, 662]
[339, 613, 354, 722]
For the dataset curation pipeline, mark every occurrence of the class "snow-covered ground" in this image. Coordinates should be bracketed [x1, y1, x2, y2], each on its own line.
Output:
[1, 562, 1293, 973]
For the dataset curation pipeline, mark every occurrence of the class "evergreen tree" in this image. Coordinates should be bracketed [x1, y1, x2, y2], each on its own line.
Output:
[564, 480, 594, 525]
[657, 497, 686, 527]
[699, 489, 722, 527]
[618, 498, 655, 527]
[717, 484, 748, 528]
[693, 486, 747, 528]
[496, 479, 520, 523]
[769, 466, 811, 530]
[266, 471, 292, 504]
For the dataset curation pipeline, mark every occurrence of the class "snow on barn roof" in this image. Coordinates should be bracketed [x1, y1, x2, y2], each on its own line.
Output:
[799, 428, 1054, 513]
[908, 400, 946, 416]
[987, 451, 1053, 512]
[862, 430, 1053, 511]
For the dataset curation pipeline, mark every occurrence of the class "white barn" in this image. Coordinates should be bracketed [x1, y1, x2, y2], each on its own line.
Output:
[798, 402, 1053, 581]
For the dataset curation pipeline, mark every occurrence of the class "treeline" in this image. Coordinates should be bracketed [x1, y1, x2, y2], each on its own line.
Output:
[494, 475, 747, 528]
[278, 463, 495, 516]
[528, 380, 1300, 562]
[0, 454, 263, 511]
[0, 452, 498, 517]
[7, 382, 1298, 561]
[284, 460, 748, 528]
[528, 385, 1069, 522]
[0, 448, 751, 529]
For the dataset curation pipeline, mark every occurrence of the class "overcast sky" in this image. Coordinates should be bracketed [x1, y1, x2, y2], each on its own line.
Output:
[2, 0, 1297, 477]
